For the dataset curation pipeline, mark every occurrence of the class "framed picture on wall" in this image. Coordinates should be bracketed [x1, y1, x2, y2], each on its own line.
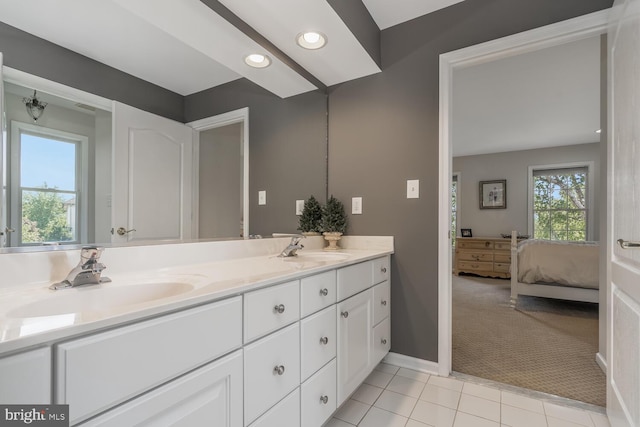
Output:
[461, 228, 473, 237]
[479, 179, 507, 209]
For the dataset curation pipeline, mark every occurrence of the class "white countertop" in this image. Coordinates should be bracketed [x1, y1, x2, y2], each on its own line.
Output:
[0, 236, 393, 355]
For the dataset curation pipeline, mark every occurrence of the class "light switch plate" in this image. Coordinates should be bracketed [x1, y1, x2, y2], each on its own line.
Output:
[407, 180, 419, 198]
[352, 197, 363, 215]
[258, 190, 266, 205]
[296, 199, 305, 215]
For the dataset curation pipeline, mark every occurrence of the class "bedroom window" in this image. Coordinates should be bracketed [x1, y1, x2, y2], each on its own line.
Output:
[531, 165, 590, 241]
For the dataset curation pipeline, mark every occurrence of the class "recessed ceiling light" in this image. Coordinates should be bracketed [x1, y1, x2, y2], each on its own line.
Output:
[296, 31, 327, 50]
[595, 129, 602, 134]
[244, 54, 271, 68]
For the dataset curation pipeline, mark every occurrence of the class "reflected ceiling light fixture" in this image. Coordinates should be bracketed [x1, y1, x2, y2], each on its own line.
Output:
[244, 53, 271, 68]
[23, 90, 48, 123]
[296, 31, 327, 50]
[595, 129, 602, 134]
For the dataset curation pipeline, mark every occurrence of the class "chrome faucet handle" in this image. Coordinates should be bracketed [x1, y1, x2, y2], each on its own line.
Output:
[79, 246, 104, 270]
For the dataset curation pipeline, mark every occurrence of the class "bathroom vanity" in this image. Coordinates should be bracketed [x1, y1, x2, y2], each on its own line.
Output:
[0, 236, 393, 426]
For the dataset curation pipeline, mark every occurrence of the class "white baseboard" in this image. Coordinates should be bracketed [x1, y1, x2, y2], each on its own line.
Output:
[383, 352, 440, 376]
[595, 352, 607, 373]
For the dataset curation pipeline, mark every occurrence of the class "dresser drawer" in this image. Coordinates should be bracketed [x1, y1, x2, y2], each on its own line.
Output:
[457, 260, 494, 272]
[301, 305, 336, 381]
[457, 239, 493, 250]
[337, 261, 373, 301]
[373, 281, 390, 326]
[456, 251, 493, 262]
[244, 280, 300, 343]
[248, 388, 300, 427]
[244, 323, 300, 425]
[494, 241, 511, 251]
[56, 297, 242, 424]
[494, 253, 511, 263]
[373, 317, 391, 366]
[372, 256, 390, 285]
[300, 271, 336, 318]
[494, 262, 511, 273]
[301, 359, 336, 427]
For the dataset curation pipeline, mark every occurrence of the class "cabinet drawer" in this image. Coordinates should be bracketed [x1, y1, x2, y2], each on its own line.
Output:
[494, 241, 511, 251]
[56, 297, 242, 424]
[244, 280, 300, 343]
[337, 261, 373, 301]
[301, 305, 336, 381]
[301, 359, 336, 427]
[373, 281, 390, 326]
[300, 271, 336, 318]
[457, 260, 493, 272]
[83, 350, 243, 427]
[249, 388, 300, 427]
[494, 262, 511, 273]
[457, 251, 493, 262]
[494, 253, 511, 263]
[244, 323, 300, 425]
[372, 256, 390, 285]
[373, 317, 391, 366]
[0, 347, 50, 404]
[457, 240, 493, 249]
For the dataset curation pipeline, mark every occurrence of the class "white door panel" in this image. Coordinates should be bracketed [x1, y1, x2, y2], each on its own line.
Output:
[112, 101, 192, 242]
[0, 52, 6, 247]
[608, 1, 640, 425]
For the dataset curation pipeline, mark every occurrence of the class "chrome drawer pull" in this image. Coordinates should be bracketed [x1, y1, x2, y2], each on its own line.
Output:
[274, 304, 285, 314]
[320, 395, 329, 404]
[320, 336, 329, 345]
[381, 338, 387, 345]
[341, 311, 349, 318]
[381, 300, 387, 306]
[618, 239, 640, 249]
[273, 365, 285, 375]
[319, 288, 329, 296]
[381, 267, 387, 273]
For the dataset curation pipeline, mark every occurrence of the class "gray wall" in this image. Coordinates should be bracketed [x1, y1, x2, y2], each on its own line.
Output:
[453, 143, 601, 240]
[199, 123, 243, 239]
[0, 22, 183, 122]
[327, 0, 612, 362]
[185, 79, 328, 236]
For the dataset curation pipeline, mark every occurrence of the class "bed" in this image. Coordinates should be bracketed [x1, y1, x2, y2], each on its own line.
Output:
[509, 231, 600, 305]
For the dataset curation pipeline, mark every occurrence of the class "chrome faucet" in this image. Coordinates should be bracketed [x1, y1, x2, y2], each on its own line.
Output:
[278, 234, 305, 257]
[50, 246, 112, 290]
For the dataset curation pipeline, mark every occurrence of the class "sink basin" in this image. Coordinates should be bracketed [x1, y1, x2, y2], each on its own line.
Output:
[8, 282, 195, 318]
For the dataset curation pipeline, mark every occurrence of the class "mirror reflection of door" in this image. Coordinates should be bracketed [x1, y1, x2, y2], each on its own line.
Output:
[198, 123, 244, 239]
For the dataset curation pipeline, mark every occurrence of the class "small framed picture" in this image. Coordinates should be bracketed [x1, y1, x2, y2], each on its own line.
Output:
[461, 228, 473, 238]
[479, 179, 507, 209]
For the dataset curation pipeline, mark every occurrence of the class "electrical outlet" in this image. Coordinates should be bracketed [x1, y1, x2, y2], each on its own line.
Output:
[296, 199, 305, 215]
[407, 180, 419, 198]
[258, 190, 266, 205]
[352, 197, 363, 214]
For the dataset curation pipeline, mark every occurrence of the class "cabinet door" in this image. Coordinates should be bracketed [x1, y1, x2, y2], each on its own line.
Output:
[82, 350, 243, 427]
[0, 347, 50, 404]
[336, 289, 373, 405]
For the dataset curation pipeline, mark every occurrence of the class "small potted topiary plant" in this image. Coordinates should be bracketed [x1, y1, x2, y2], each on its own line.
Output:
[321, 195, 347, 250]
[298, 195, 323, 235]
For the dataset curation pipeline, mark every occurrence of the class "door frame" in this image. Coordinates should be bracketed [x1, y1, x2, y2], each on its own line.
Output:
[437, 10, 609, 377]
[187, 108, 250, 239]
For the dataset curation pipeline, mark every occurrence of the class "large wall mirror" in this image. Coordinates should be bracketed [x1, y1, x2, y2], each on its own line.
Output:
[1, 65, 328, 252]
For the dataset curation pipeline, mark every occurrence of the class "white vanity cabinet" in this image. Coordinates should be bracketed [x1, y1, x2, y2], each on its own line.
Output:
[0, 347, 51, 404]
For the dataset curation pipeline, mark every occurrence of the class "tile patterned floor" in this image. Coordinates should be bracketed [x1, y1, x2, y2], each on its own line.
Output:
[325, 363, 610, 427]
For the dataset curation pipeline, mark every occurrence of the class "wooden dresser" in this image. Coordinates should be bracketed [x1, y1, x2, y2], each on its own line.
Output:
[454, 237, 512, 279]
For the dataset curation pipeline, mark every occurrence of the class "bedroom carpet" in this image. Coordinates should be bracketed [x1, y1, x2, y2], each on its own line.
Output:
[452, 274, 605, 407]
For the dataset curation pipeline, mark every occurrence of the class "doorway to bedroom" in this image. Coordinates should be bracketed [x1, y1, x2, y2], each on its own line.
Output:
[447, 31, 606, 407]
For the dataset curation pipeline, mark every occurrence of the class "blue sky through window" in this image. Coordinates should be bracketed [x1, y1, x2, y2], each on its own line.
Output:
[20, 133, 76, 190]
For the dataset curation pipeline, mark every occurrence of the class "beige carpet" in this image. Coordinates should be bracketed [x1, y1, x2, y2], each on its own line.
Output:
[452, 274, 605, 407]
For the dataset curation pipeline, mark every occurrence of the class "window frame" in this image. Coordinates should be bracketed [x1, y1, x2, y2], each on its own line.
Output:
[9, 120, 89, 246]
[527, 161, 594, 241]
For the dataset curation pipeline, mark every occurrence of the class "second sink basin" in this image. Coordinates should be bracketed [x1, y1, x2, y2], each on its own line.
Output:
[8, 281, 195, 318]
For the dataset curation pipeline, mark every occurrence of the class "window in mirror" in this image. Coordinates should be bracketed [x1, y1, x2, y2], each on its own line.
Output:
[11, 122, 87, 246]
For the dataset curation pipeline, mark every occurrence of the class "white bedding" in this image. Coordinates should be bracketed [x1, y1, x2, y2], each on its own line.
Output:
[517, 239, 599, 289]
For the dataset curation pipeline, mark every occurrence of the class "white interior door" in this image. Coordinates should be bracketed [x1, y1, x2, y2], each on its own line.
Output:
[608, 1, 640, 426]
[112, 101, 193, 243]
[0, 52, 5, 247]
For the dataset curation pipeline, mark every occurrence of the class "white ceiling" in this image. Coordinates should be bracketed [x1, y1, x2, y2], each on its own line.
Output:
[452, 36, 601, 157]
[0, 0, 455, 98]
